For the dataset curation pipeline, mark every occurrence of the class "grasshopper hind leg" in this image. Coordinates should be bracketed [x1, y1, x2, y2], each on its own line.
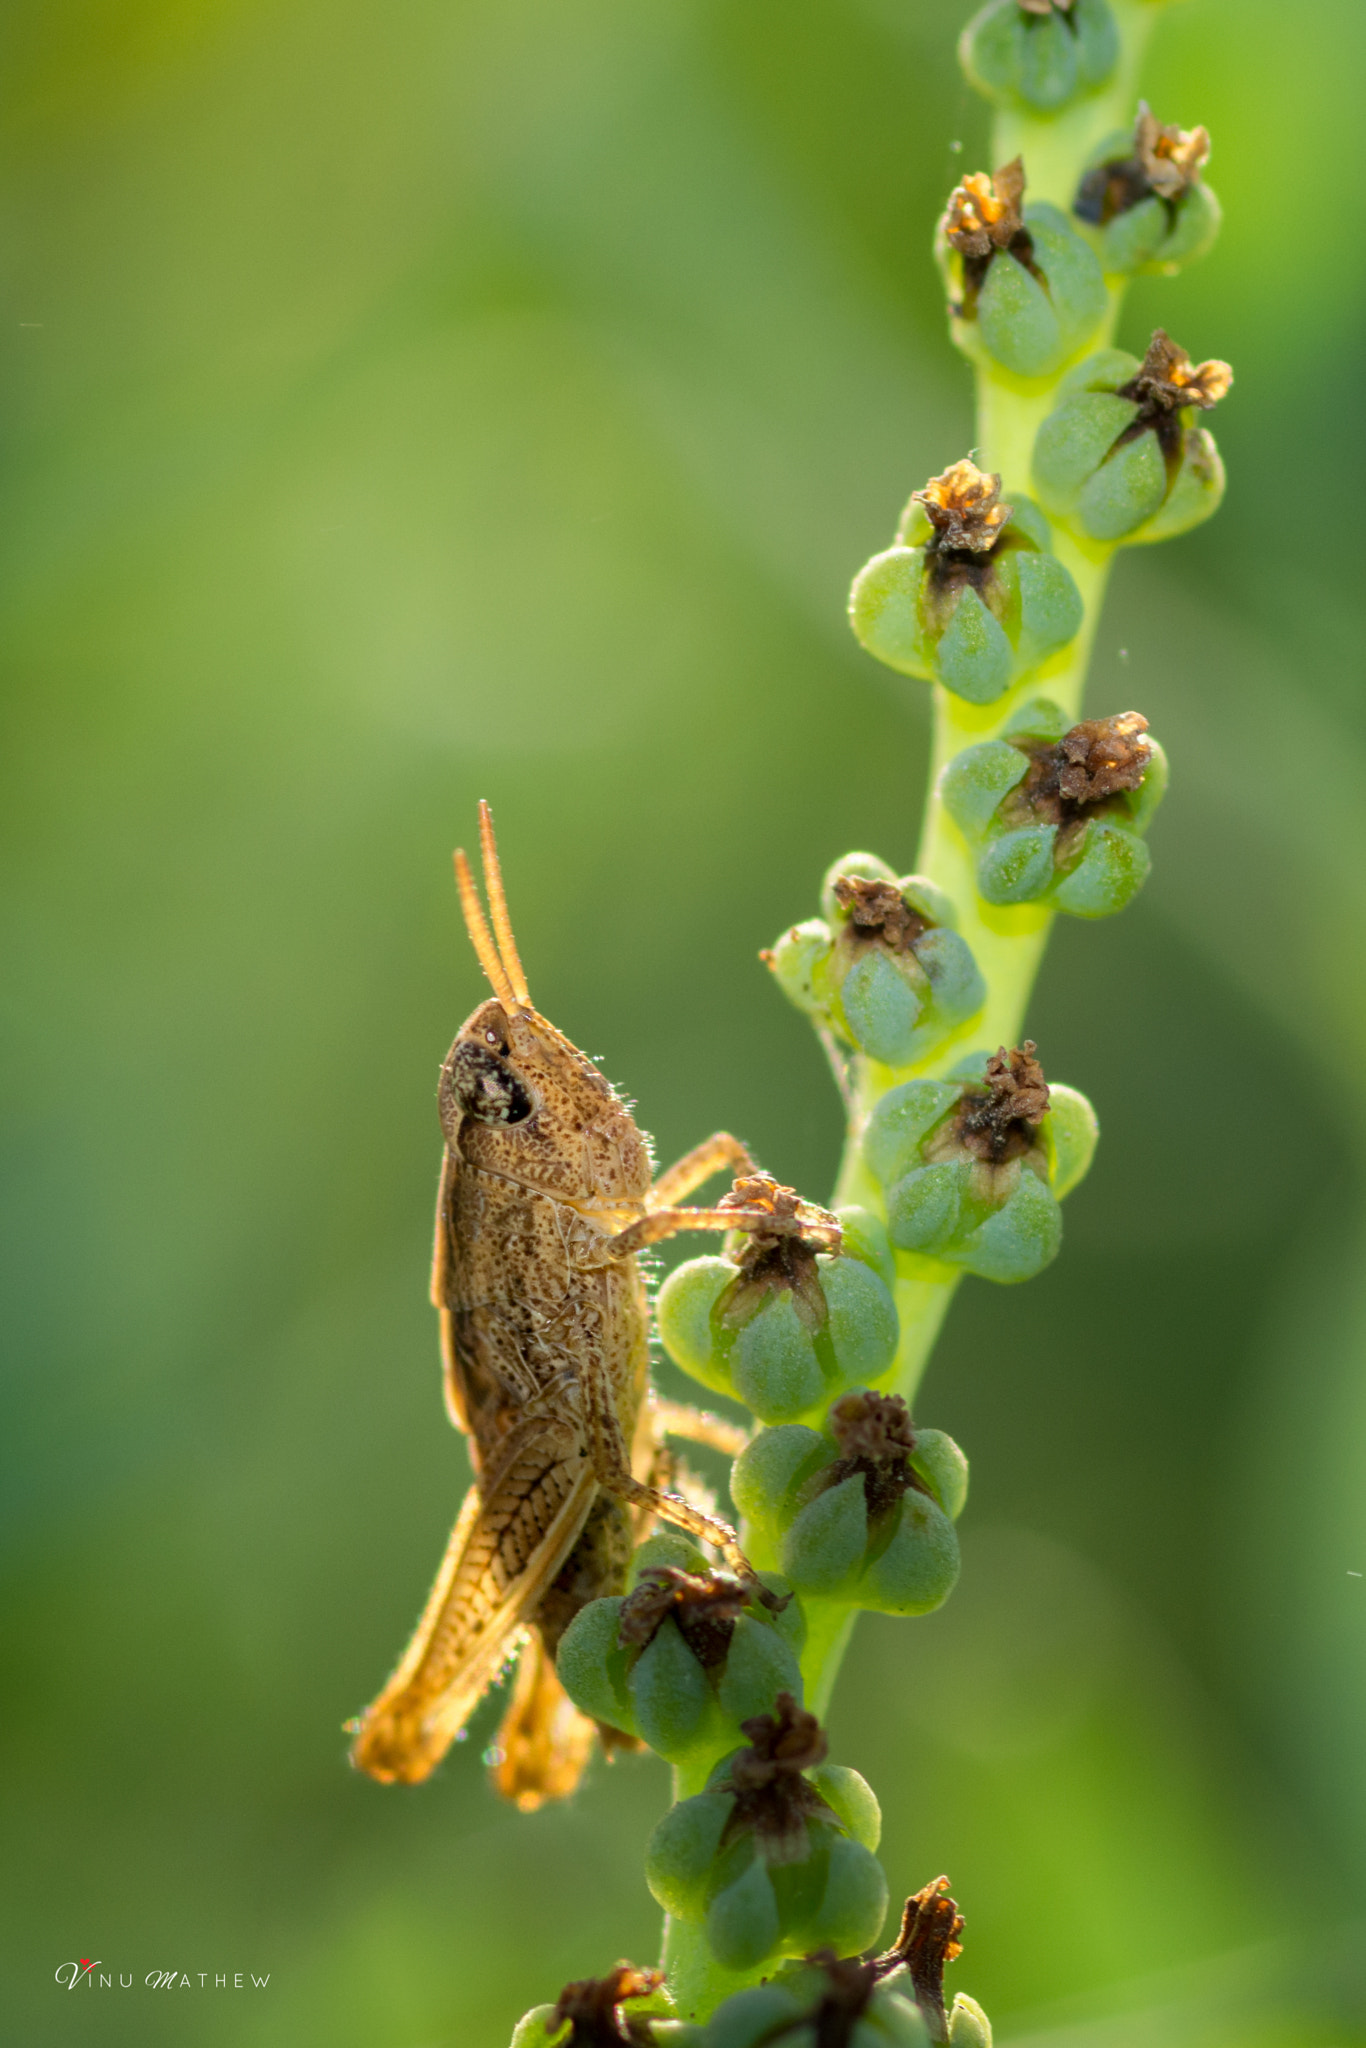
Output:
[490, 1488, 644, 1809]
[489, 1634, 596, 1811]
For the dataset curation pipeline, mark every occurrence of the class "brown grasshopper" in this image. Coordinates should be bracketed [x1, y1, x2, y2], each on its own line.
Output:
[350, 804, 836, 1802]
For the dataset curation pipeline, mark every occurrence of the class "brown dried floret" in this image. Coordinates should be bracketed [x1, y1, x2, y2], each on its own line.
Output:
[1134, 102, 1211, 202]
[873, 1876, 965, 2043]
[1120, 329, 1232, 415]
[912, 460, 1012, 555]
[550, 1962, 666, 2047]
[1019, 711, 1152, 826]
[832, 875, 931, 953]
[790, 1952, 882, 2046]
[715, 1172, 842, 1333]
[957, 1043, 1050, 1165]
[829, 1388, 916, 1465]
[617, 1566, 749, 1668]
[1075, 106, 1210, 227]
[719, 1172, 840, 1253]
[942, 158, 1026, 258]
[815, 1389, 927, 1523]
[717, 1691, 834, 1863]
[1055, 711, 1151, 805]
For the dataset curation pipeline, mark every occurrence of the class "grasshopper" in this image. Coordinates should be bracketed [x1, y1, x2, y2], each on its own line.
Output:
[350, 804, 836, 1802]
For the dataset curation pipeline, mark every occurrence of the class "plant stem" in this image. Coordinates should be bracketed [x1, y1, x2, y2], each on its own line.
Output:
[779, 61, 1152, 1821]
[658, 17, 1160, 2014]
[991, 0, 1155, 208]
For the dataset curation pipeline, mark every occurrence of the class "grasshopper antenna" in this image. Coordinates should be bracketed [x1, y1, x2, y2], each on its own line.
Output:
[477, 800, 531, 1009]
[454, 842, 518, 1012]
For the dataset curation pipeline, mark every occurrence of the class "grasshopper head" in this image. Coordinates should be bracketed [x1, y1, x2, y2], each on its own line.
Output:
[437, 805, 652, 1206]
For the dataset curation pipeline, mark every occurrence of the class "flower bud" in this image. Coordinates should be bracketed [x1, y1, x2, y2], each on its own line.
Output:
[940, 701, 1167, 917]
[732, 1394, 963, 1616]
[936, 159, 1107, 379]
[959, 0, 1120, 116]
[509, 1963, 669, 2047]
[701, 1956, 930, 2048]
[1032, 329, 1231, 543]
[850, 463, 1083, 705]
[863, 1044, 1097, 1283]
[656, 1177, 899, 1424]
[554, 1556, 805, 1767]
[1074, 104, 1220, 275]
[645, 1696, 888, 1974]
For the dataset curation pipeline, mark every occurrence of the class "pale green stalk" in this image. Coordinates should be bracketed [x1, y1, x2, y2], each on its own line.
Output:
[658, 8, 1160, 2015]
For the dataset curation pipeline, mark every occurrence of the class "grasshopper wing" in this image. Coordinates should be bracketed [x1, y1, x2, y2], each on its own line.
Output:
[350, 1417, 597, 1785]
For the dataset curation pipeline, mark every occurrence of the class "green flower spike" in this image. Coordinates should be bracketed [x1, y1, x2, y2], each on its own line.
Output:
[509, 1961, 669, 2047]
[960, 0, 1120, 117]
[863, 1043, 1098, 1283]
[645, 1695, 888, 1975]
[732, 1392, 964, 1615]
[936, 159, 1107, 380]
[656, 1176, 899, 1425]
[765, 851, 986, 1066]
[1032, 328, 1232, 543]
[873, 1878, 992, 2048]
[554, 1545, 805, 1768]
[849, 461, 1084, 706]
[940, 702, 1167, 917]
[1074, 103, 1221, 275]
[691, 1954, 930, 2048]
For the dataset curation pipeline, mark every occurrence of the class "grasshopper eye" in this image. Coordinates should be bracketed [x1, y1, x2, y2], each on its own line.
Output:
[445, 1041, 534, 1127]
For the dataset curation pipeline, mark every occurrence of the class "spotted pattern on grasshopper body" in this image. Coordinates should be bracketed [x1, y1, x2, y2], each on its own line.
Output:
[348, 805, 810, 1800]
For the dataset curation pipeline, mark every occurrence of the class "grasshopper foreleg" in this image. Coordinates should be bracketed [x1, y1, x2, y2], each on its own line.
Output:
[602, 1202, 828, 1259]
[651, 1394, 752, 1459]
[649, 1131, 758, 1207]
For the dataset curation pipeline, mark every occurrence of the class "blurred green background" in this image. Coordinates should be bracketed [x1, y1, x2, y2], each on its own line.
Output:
[4, 0, 1365, 2041]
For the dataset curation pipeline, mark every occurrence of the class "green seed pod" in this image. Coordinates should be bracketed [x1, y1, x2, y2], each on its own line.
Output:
[940, 700, 1167, 918]
[959, 0, 1119, 116]
[863, 1044, 1095, 1283]
[554, 1561, 804, 1767]
[1074, 104, 1220, 276]
[509, 2008, 560, 2048]
[733, 1393, 962, 1616]
[834, 1205, 897, 1294]
[767, 854, 986, 1064]
[699, 1985, 807, 2048]
[764, 917, 834, 1024]
[724, 1956, 930, 2048]
[937, 159, 1107, 379]
[1032, 329, 1231, 543]
[646, 1695, 888, 1976]
[949, 1995, 994, 2047]
[850, 462, 1083, 706]
[656, 1177, 899, 1425]
[835, 865, 985, 1063]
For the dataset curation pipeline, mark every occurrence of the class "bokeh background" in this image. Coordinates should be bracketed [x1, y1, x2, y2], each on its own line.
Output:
[4, 0, 1366, 2041]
